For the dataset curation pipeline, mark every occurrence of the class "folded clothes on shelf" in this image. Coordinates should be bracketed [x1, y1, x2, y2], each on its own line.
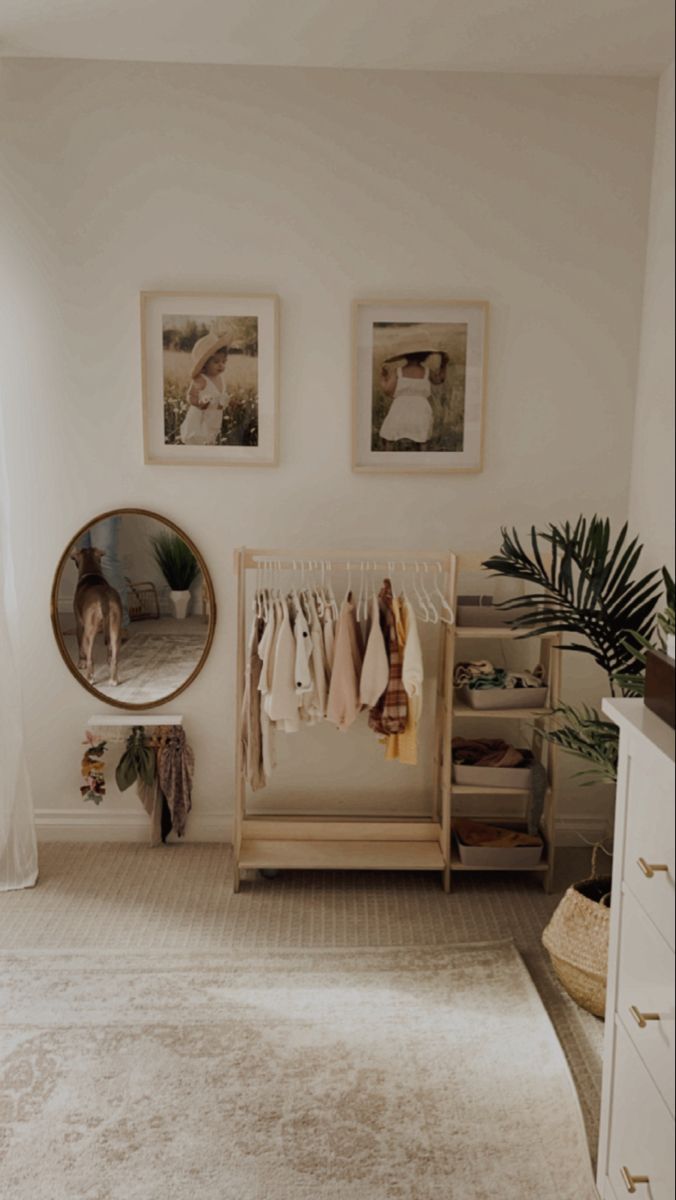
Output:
[452, 738, 547, 836]
[453, 817, 542, 848]
[453, 659, 546, 690]
[451, 737, 533, 769]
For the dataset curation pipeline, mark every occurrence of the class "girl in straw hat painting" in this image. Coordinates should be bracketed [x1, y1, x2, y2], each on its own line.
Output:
[179, 331, 234, 446]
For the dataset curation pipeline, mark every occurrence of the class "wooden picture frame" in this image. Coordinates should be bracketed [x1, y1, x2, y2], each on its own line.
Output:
[141, 291, 279, 467]
[352, 299, 489, 474]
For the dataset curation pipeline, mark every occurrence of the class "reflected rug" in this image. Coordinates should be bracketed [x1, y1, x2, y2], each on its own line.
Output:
[0, 943, 596, 1200]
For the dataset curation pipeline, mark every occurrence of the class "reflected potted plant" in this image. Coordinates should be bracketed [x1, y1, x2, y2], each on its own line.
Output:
[151, 532, 200, 620]
[483, 516, 673, 1016]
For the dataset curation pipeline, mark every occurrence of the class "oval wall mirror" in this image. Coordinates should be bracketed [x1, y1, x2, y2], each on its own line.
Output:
[50, 508, 216, 710]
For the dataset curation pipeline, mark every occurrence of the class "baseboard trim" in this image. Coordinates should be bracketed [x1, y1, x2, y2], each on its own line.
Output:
[35, 809, 609, 848]
[555, 815, 610, 848]
[35, 809, 233, 843]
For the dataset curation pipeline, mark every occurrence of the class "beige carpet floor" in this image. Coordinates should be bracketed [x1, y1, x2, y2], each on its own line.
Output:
[1, 844, 603, 1168]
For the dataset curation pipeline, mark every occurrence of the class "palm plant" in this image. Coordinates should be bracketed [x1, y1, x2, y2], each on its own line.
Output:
[151, 532, 200, 592]
[613, 568, 675, 695]
[482, 517, 671, 784]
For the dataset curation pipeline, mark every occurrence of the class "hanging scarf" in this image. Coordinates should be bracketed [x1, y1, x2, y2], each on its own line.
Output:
[115, 725, 156, 792]
[156, 726, 194, 839]
[368, 580, 408, 736]
[136, 777, 173, 849]
[80, 732, 108, 804]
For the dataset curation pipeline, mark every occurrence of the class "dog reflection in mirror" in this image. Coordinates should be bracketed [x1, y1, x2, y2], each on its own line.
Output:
[71, 547, 123, 686]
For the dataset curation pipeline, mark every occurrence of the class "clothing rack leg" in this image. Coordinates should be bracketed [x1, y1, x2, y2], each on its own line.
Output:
[233, 547, 247, 893]
[542, 633, 562, 893]
[440, 553, 457, 891]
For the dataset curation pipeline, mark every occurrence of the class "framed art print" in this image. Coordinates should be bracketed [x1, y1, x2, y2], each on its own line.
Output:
[141, 291, 279, 466]
[352, 299, 488, 473]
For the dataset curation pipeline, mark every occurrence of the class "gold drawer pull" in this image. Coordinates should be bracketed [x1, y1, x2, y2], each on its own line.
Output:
[629, 1005, 661, 1029]
[621, 1165, 650, 1192]
[637, 857, 669, 878]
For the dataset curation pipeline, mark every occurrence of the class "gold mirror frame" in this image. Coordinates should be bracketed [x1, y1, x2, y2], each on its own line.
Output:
[50, 507, 217, 711]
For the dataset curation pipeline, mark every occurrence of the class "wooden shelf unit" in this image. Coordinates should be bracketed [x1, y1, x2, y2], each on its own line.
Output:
[449, 569, 562, 893]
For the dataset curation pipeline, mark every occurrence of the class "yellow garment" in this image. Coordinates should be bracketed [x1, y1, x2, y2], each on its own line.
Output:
[384, 597, 418, 765]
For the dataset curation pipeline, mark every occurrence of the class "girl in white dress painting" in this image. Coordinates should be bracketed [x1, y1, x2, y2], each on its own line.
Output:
[180, 331, 233, 446]
[378, 350, 448, 451]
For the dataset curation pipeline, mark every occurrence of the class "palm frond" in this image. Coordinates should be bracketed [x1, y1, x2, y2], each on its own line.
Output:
[537, 703, 619, 785]
[482, 517, 662, 680]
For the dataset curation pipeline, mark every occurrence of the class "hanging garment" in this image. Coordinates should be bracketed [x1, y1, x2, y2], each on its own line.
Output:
[322, 603, 336, 682]
[257, 598, 278, 776]
[136, 777, 171, 849]
[268, 598, 301, 731]
[293, 596, 313, 697]
[326, 593, 364, 732]
[115, 726, 167, 847]
[402, 598, 423, 721]
[384, 596, 420, 765]
[241, 611, 266, 791]
[116, 726, 155, 793]
[156, 726, 195, 839]
[301, 590, 327, 725]
[258, 598, 277, 699]
[369, 580, 408, 736]
[359, 593, 389, 708]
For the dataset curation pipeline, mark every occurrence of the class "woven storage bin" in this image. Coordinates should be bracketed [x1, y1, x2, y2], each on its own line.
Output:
[542, 876, 611, 1018]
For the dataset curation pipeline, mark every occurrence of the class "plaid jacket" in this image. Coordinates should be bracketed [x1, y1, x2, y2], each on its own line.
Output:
[368, 580, 408, 736]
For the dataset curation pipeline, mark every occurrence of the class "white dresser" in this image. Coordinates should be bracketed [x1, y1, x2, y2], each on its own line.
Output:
[598, 699, 675, 1200]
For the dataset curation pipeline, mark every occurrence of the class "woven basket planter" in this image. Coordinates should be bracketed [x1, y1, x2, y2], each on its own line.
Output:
[542, 876, 611, 1018]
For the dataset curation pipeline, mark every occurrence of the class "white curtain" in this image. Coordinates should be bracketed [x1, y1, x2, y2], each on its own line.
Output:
[0, 404, 38, 890]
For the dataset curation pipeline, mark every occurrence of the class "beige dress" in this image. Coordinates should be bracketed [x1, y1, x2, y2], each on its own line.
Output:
[326, 595, 364, 732]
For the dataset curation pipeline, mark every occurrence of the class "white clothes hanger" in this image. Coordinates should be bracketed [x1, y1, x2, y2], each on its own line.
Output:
[344, 560, 353, 603]
[356, 561, 366, 622]
[314, 561, 325, 616]
[412, 562, 430, 622]
[325, 561, 339, 618]
[254, 563, 262, 618]
[433, 561, 455, 625]
[400, 563, 417, 621]
[422, 563, 439, 624]
[369, 560, 378, 614]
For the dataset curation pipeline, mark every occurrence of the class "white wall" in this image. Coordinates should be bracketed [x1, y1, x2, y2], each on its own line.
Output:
[628, 62, 675, 578]
[0, 59, 657, 841]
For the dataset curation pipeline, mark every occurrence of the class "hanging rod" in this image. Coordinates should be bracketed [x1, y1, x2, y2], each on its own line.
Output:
[239, 548, 453, 570]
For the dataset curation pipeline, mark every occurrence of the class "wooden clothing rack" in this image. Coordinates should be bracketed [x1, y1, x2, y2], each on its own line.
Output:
[233, 548, 456, 893]
[232, 548, 561, 894]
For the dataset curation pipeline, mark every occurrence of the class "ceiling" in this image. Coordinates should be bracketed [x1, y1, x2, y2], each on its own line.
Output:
[0, 0, 673, 75]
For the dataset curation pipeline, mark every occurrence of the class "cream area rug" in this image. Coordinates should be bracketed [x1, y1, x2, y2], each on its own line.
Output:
[0, 942, 596, 1200]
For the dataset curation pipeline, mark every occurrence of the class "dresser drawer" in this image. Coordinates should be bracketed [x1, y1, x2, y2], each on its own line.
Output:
[617, 886, 675, 1115]
[606, 1022, 674, 1199]
[624, 746, 674, 949]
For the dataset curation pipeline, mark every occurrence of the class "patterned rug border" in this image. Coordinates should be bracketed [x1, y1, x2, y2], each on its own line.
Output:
[0, 938, 519, 961]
